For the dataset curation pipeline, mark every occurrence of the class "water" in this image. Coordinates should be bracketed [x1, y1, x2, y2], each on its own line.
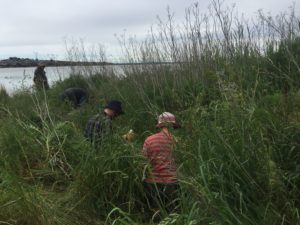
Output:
[0, 63, 173, 95]
[0, 66, 73, 94]
[0, 65, 124, 95]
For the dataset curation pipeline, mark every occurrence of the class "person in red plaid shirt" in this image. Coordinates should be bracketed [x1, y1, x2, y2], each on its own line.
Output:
[142, 112, 181, 213]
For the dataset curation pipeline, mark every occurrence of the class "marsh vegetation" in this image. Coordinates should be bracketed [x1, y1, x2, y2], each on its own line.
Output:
[0, 1, 300, 224]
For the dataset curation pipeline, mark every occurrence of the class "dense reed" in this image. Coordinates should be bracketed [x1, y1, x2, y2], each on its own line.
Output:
[0, 1, 300, 224]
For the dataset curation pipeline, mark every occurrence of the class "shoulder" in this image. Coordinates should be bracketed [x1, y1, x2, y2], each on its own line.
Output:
[85, 114, 102, 131]
[89, 113, 101, 120]
[88, 114, 110, 123]
[67, 88, 87, 96]
[62, 88, 72, 95]
[144, 132, 164, 143]
[77, 88, 87, 93]
[86, 114, 99, 123]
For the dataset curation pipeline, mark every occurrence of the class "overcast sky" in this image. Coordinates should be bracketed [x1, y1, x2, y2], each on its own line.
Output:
[0, 0, 298, 62]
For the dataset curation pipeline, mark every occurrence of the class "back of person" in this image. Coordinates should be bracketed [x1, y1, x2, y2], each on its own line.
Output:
[142, 131, 177, 183]
[33, 65, 49, 90]
[61, 87, 88, 108]
[142, 112, 181, 214]
[84, 113, 112, 147]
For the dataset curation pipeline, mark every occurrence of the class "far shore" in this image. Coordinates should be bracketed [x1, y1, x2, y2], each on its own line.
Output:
[0, 57, 112, 68]
[0, 57, 178, 68]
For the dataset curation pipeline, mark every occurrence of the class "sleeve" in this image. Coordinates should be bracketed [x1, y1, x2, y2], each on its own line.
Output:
[84, 116, 95, 139]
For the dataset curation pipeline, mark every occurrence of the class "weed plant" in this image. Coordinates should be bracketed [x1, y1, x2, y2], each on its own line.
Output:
[0, 1, 300, 224]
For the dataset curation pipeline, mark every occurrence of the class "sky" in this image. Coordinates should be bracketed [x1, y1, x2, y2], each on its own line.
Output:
[0, 0, 299, 62]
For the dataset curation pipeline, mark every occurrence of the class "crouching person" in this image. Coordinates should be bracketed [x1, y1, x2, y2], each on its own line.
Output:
[142, 112, 181, 215]
[84, 100, 124, 148]
[61, 87, 88, 108]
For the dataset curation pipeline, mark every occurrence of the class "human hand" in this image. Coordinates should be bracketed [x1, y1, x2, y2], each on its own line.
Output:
[122, 129, 135, 142]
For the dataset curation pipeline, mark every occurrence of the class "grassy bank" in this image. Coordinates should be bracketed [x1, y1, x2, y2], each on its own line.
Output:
[0, 1, 300, 224]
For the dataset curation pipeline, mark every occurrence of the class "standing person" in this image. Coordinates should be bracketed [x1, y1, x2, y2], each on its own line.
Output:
[84, 100, 124, 148]
[61, 87, 88, 108]
[33, 63, 49, 90]
[142, 112, 181, 214]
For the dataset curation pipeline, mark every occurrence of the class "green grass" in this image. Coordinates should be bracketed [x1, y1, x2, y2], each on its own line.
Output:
[0, 1, 300, 224]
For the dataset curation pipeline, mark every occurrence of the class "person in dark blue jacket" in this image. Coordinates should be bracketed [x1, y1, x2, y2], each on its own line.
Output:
[61, 87, 88, 108]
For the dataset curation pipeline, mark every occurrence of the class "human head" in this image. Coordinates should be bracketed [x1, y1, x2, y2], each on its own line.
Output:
[38, 63, 46, 68]
[104, 100, 124, 118]
[156, 112, 180, 129]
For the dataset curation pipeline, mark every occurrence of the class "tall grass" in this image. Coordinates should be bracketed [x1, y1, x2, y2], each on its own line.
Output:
[0, 1, 300, 224]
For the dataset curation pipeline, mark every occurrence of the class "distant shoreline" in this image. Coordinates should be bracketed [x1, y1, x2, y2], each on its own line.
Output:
[0, 57, 112, 68]
[0, 57, 177, 68]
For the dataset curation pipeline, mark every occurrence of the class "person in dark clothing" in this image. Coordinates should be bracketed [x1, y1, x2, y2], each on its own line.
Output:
[33, 64, 49, 90]
[84, 100, 124, 148]
[61, 88, 88, 108]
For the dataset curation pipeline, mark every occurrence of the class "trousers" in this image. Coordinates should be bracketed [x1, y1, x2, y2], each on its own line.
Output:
[143, 182, 179, 213]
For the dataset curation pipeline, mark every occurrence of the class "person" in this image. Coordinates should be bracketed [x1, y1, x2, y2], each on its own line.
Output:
[33, 63, 49, 90]
[61, 87, 88, 108]
[84, 100, 124, 148]
[142, 112, 181, 214]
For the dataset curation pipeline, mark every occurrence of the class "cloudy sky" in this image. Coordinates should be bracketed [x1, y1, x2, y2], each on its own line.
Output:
[0, 0, 298, 62]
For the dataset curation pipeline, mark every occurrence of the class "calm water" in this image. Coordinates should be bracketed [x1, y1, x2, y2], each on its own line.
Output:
[0, 66, 72, 94]
[0, 65, 123, 95]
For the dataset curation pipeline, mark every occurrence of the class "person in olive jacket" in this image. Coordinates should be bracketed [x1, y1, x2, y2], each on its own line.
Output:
[33, 64, 49, 90]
